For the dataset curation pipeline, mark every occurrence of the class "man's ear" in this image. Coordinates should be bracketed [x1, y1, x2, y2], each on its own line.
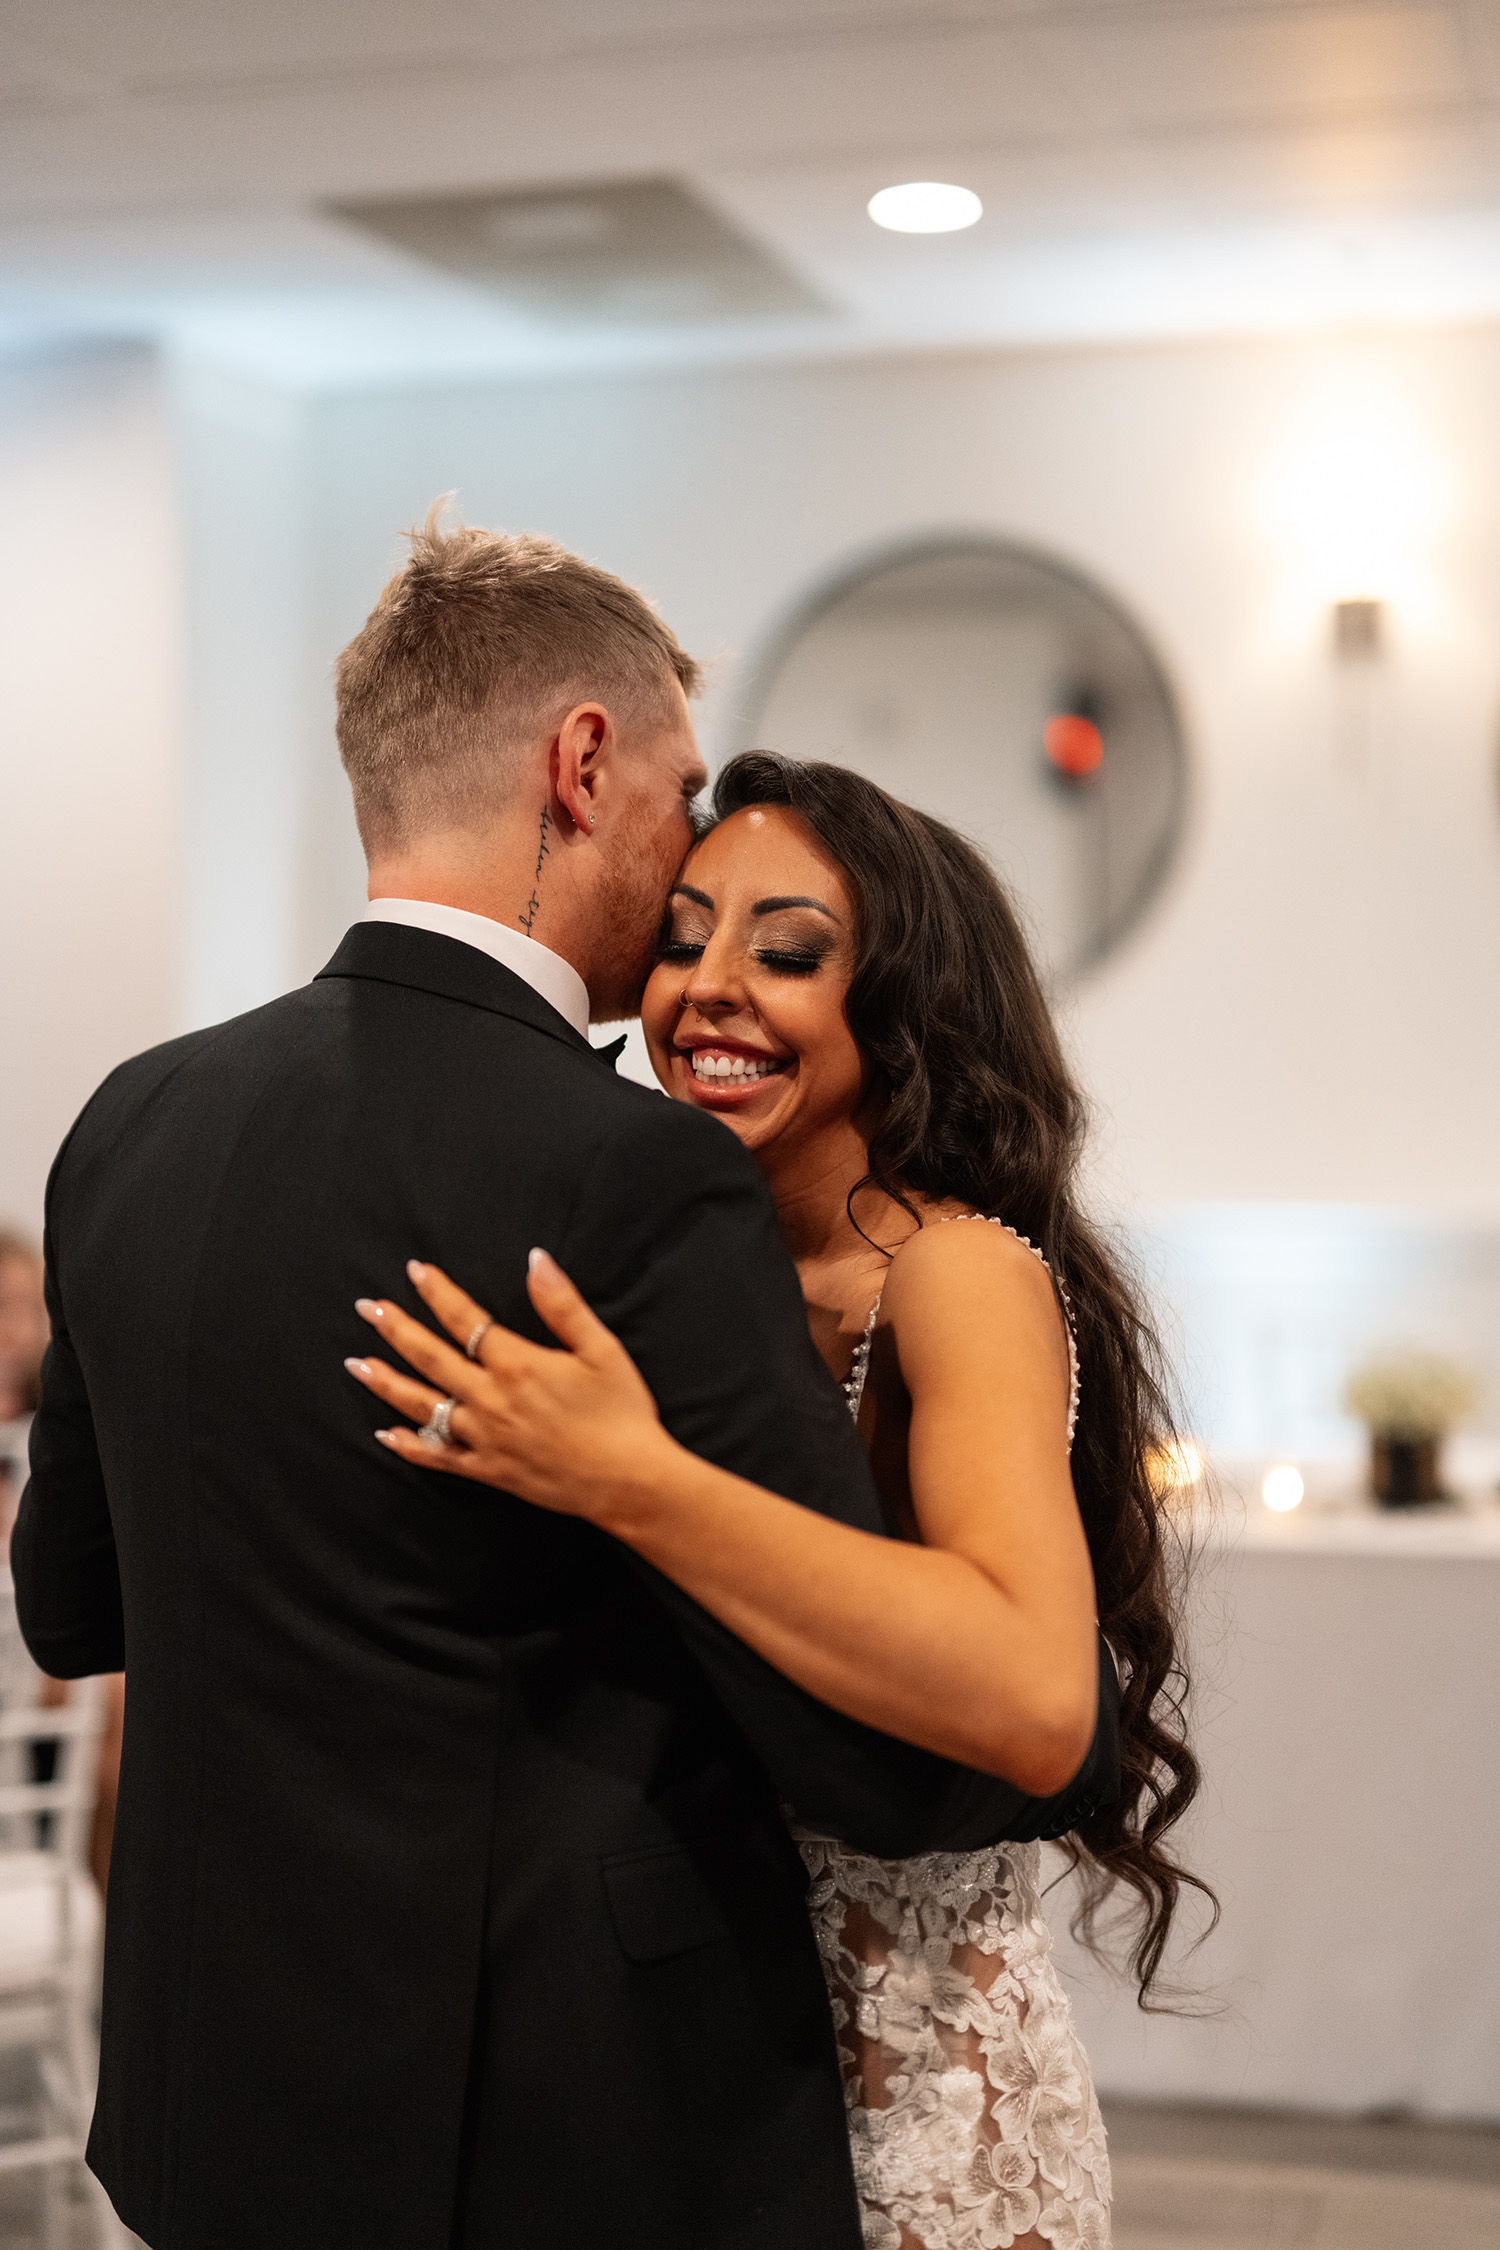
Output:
[553, 703, 610, 833]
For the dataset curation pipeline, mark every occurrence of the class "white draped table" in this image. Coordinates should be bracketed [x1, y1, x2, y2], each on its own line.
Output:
[1046, 1476, 1500, 2120]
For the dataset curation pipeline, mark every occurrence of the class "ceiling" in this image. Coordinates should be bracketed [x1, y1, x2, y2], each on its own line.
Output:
[5, 0, 1500, 389]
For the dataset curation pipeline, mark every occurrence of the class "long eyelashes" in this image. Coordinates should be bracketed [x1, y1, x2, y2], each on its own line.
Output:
[656, 940, 827, 977]
[754, 949, 825, 976]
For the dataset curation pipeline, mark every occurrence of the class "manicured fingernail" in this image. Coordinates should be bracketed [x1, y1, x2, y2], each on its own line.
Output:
[355, 1298, 384, 1321]
[344, 1357, 371, 1378]
[375, 1428, 399, 1447]
[407, 1259, 427, 1283]
[528, 1247, 551, 1274]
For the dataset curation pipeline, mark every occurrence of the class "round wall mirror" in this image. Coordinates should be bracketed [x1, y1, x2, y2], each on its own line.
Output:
[738, 537, 1188, 983]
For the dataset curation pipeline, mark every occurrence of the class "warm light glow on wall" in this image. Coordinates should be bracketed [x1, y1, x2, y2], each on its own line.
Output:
[1260, 364, 1447, 621]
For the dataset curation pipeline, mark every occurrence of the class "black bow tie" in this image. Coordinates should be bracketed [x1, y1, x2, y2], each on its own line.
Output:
[594, 1033, 629, 1070]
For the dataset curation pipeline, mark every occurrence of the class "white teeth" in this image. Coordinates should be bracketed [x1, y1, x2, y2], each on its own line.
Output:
[689, 1051, 783, 1083]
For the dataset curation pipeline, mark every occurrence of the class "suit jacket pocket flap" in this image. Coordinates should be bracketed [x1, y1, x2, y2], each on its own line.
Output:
[601, 1846, 733, 1964]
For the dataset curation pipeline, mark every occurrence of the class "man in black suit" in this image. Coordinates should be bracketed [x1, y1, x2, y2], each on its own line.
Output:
[14, 511, 1113, 2249]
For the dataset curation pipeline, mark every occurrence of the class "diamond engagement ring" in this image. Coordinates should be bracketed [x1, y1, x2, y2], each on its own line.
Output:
[464, 1321, 492, 1362]
[420, 1396, 458, 1449]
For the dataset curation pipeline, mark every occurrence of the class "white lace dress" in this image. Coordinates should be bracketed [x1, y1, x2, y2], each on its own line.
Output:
[790, 1221, 1111, 2250]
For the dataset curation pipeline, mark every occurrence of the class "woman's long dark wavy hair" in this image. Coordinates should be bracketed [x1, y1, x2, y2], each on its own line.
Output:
[712, 751, 1216, 2007]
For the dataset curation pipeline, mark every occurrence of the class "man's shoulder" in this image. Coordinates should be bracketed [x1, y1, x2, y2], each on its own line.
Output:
[59, 969, 755, 1208]
[66, 987, 319, 1135]
[580, 1068, 764, 1190]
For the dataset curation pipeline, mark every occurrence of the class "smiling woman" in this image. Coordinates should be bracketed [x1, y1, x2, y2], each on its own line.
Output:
[645, 824, 863, 1148]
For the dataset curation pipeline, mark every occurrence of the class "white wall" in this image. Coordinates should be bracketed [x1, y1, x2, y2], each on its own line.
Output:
[171, 360, 316, 1030]
[0, 346, 184, 1236]
[300, 330, 1500, 1226]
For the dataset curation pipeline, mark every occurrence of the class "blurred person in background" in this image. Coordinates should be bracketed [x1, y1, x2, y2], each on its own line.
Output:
[0, 1223, 123, 1892]
[0, 1225, 47, 1533]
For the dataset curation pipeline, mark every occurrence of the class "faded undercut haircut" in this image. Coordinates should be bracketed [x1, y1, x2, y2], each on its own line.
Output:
[335, 501, 702, 858]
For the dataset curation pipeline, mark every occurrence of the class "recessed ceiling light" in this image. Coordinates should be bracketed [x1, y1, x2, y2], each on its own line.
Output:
[867, 182, 982, 235]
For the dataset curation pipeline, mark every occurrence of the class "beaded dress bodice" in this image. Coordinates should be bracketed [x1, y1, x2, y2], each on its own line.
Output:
[793, 1218, 1110, 2250]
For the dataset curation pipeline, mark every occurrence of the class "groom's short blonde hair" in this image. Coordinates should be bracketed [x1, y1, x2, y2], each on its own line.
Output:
[335, 501, 701, 857]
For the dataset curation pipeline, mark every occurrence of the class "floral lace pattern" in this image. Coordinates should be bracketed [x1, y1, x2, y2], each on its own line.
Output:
[792, 1831, 1111, 2250]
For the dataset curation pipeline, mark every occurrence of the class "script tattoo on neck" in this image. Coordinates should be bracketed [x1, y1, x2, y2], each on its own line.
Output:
[518, 803, 552, 936]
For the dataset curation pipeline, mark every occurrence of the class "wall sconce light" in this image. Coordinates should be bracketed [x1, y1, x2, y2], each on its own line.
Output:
[1331, 598, 1385, 662]
[1261, 366, 1445, 633]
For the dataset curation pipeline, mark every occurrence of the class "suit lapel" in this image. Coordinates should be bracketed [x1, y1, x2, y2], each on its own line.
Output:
[316, 921, 610, 1066]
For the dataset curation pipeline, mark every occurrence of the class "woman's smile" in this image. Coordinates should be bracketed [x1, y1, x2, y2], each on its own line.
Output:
[674, 1038, 794, 1105]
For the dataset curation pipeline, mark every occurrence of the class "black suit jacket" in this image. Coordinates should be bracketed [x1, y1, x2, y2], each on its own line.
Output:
[15, 922, 1116, 2250]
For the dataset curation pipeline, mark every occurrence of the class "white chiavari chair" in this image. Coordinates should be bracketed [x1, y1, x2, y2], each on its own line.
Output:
[0, 1572, 125, 2248]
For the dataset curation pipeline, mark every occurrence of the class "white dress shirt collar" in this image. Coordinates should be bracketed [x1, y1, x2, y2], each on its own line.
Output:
[361, 898, 591, 1040]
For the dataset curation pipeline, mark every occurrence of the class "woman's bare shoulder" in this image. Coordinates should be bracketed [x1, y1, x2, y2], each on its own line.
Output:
[875, 1213, 1071, 1416]
[879, 1208, 1062, 1331]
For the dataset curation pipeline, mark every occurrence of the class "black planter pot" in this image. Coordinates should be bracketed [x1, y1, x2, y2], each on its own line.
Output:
[1371, 1435, 1441, 1507]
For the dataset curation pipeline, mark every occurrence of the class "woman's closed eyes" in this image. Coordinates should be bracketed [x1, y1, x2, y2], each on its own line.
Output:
[750, 945, 827, 976]
[658, 876, 842, 981]
[657, 934, 831, 976]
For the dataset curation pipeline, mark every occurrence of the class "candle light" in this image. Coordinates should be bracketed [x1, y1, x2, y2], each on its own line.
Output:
[1262, 1464, 1305, 1513]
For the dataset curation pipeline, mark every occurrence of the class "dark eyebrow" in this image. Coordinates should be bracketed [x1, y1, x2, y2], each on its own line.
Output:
[751, 895, 840, 922]
[669, 884, 714, 909]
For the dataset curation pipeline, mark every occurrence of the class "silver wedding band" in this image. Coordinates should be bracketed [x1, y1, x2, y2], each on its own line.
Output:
[420, 1395, 458, 1449]
[464, 1320, 492, 1362]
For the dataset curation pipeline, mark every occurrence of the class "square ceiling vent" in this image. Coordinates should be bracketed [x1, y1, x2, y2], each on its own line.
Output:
[328, 175, 825, 325]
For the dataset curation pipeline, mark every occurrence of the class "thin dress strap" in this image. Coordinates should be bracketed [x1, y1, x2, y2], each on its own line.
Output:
[839, 1215, 1079, 1448]
[840, 1293, 882, 1421]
